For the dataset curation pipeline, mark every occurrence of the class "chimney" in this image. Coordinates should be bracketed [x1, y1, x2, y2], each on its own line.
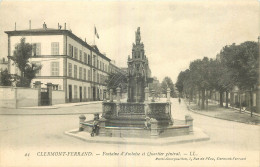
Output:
[58, 23, 59, 29]
[43, 22, 47, 29]
[64, 23, 66, 30]
[85, 38, 86, 42]
[15, 22, 16, 31]
[29, 20, 31, 29]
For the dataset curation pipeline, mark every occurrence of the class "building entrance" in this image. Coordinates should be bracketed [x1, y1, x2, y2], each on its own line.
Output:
[93, 87, 96, 101]
[41, 88, 49, 106]
[79, 86, 82, 102]
[69, 85, 72, 102]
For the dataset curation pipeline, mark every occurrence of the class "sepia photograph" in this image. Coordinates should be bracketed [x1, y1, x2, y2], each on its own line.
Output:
[0, 0, 259, 166]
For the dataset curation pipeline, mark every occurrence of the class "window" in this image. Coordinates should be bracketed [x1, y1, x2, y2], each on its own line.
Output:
[32, 43, 41, 56]
[97, 73, 99, 83]
[93, 70, 96, 82]
[97, 60, 99, 69]
[88, 55, 91, 65]
[74, 85, 78, 99]
[84, 53, 87, 64]
[74, 47, 78, 59]
[83, 68, 86, 80]
[88, 70, 91, 81]
[79, 50, 82, 61]
[32, 61, 41, 76]
[74, 65, 77, 78]
[79, 67, 82, 80]
[51, 42, 59, 55]
[51, 62, 59, 76]
[88, 87, 90, 99]
[68, 44, 73, 57]
[68, 63, 72, 77]
[93, 55, 96, 67]
[84, 87, 87, 99]
[52, 85, 58, 90]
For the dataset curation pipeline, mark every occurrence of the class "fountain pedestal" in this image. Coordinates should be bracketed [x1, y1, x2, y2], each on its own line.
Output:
[79, 27, 192, 138]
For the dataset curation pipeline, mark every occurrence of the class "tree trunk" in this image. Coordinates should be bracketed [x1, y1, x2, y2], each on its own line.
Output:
[189, 90, 192, 105]
[249, 89, 252, 117]
[215, 92, 217, 104]
[239, 92, 242, 113]
[206, 90, 208, 110]
[225, 91, 229, 108]
[201, 89, 205, 110]
[198, 91, 201, 106]
[219, 91, 223, 107]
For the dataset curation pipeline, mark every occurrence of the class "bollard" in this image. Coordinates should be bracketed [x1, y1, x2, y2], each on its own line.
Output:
[79, 115, 86, 131]
[185, 115, 193, 132]
[167, 87, 171, 102]
[116, 87, 121, 103]
[150, 118, 159, 137]
[98, 117, 107, 136]
[145, 87, 149, 102]
[110, 89, 113, 102]
[151, 90, 155, 102]
[103, 89, 107, 102]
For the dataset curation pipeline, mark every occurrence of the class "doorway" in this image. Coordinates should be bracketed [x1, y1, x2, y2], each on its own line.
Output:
[69, 85, 72, 102]
[79, 86, 82, 102]
[93, 87, 96, 101]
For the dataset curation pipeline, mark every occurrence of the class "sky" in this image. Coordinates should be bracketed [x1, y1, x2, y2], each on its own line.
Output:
[0, 0, 259, 83]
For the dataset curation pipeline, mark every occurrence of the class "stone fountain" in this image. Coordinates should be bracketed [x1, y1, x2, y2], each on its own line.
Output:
[78, 27, 194, 139]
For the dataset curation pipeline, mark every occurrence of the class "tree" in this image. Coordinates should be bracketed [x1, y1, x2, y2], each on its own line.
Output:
[220, 41, 258, 115]
[9, 38, 41, 87]
[149, 78, 161, 98]
[161, 77, 175, 97]
[0, 69, 12, 86]
[105, 72, 127, 94]
[176, 69, 191, 98]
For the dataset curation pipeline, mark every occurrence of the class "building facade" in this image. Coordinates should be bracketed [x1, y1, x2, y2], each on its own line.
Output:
[5, 23, 122, 103]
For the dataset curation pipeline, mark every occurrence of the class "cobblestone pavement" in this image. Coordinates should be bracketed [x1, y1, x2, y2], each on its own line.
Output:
[0, 98, 259, 167]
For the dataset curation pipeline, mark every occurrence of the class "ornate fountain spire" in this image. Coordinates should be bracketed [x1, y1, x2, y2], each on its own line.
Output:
[127, 27, 151, 102]
[135, 27, 141, 44]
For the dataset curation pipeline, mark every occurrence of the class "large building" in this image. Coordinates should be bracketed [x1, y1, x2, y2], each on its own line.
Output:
[5, 22, 123, 103]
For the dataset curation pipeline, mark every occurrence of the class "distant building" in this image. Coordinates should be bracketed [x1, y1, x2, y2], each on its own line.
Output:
[5, 22, 124, 103]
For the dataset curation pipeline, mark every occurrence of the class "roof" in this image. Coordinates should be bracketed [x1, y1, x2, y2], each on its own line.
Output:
[5, 28, 111, 61]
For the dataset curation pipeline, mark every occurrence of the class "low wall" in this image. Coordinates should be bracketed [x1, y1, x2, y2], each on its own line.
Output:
[0, 86, 16, 108]
[52, 90, 65, 105]
[17, 87, 38, 107]
[0, 86, 39, 108]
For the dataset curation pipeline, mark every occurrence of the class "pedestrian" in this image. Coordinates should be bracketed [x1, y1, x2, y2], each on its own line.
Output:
[144, 117, 151, 129]
[179, 98, 181, 104]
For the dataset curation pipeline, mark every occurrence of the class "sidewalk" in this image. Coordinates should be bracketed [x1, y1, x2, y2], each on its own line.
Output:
[0, 101, 103, 115]
[184, 100, 260, 125]
[20, 101, 103, 109]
